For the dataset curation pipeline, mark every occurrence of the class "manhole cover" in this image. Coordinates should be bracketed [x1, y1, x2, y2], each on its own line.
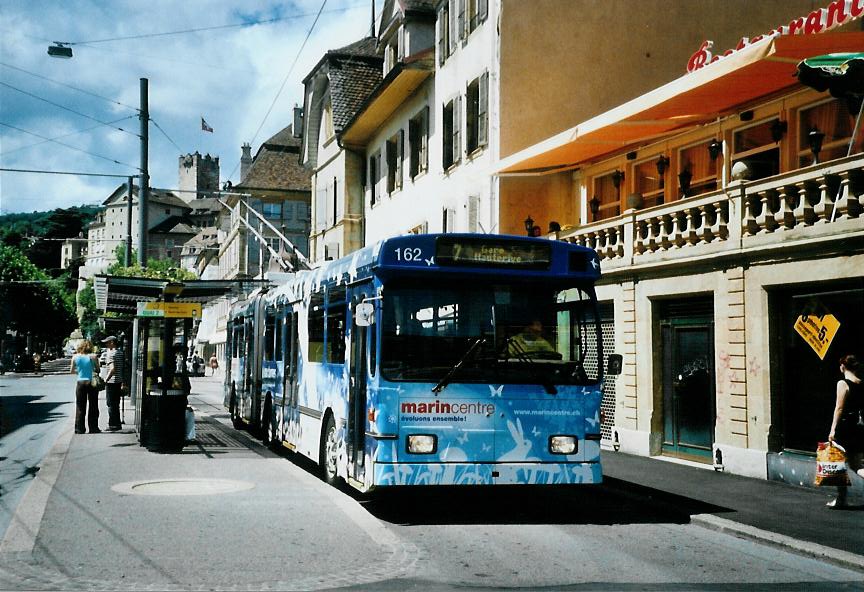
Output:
[111, 478, 254, 496]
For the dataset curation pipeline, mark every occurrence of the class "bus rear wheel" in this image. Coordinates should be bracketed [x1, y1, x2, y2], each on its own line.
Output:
[319, 415, 339, 486]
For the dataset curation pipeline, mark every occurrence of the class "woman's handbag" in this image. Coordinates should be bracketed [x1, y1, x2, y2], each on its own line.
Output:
[815, 441, 851, 486]
[91, 374, 106, 392]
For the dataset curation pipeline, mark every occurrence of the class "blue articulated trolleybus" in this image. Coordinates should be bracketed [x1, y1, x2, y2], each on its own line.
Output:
[224, 233, 617, 491]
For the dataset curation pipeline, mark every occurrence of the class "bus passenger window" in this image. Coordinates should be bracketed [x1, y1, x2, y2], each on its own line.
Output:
[327, 287, 347, 363]
[274, 313, 283, 361]
[264, 312, 276, 361]
[308, 292, 325, 362]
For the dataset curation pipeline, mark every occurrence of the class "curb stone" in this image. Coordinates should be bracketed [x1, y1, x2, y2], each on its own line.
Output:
[692, 513, 864, 573]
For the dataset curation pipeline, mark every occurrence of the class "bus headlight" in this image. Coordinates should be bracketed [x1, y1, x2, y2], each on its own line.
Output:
[407, 434, 437, 454]
[549, 435, 577, 455]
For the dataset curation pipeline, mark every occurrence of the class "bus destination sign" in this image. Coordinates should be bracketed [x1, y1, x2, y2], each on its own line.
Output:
[436, 237, 551, 269]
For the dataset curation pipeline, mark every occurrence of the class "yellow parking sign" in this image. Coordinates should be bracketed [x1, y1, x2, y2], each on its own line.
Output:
[794, 313, 840, 360]
[137, 301, 202, 318]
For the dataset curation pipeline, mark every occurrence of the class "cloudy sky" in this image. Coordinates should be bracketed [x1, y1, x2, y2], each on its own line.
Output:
[0, 0, 374, 214]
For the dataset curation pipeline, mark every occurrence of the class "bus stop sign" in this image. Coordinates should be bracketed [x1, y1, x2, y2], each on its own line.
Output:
[137, 302, 202, 318]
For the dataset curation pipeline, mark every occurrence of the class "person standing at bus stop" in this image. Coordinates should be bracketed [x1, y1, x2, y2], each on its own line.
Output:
[70, 340, 100, 434]
[102, 336, 124, 431]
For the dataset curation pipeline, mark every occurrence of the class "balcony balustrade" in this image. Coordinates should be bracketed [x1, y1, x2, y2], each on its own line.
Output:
[558, 154, 864, 274]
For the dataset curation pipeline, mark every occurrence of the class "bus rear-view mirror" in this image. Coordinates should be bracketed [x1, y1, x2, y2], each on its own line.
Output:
[606, 354, 623, 376]
[355, 302, 375, 327]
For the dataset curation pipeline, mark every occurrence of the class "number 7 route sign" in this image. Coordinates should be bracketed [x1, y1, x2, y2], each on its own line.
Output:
[794, 313, 840, 360]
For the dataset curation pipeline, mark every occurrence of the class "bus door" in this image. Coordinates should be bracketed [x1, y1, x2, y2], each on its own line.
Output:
[282, 307, 301, 447]
[348, 284, 374, 482]
[243, 316, 255, 421]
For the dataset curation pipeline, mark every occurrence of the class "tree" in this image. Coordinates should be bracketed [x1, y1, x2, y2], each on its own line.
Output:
[0, 245, 76, 346]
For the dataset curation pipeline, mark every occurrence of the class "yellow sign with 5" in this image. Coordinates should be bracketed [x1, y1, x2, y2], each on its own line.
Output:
[794, 313, 840, 360]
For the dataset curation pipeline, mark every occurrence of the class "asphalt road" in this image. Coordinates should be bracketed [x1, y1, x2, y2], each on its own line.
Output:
[0, 373, 75, 540]
[0, 374, 862, 590]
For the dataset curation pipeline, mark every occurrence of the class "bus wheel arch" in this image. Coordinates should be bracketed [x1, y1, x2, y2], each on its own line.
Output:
[319, 410, 339, 486]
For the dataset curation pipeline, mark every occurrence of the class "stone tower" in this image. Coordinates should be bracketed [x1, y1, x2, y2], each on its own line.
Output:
[178, 152, 220, 202]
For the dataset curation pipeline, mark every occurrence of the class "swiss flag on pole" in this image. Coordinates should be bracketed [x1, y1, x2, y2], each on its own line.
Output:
[201, 117, 214, 133]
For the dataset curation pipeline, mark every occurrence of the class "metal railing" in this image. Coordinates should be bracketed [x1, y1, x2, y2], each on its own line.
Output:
[558, 153, 864, 271]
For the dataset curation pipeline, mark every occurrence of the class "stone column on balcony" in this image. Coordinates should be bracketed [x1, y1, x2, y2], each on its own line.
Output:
[623, 208, 637, 266]
[726, 181, 744, 249]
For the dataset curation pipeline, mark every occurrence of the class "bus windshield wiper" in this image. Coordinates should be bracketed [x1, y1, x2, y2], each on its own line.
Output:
[432, 336, 486, 393]
[504, 337, 558, 395]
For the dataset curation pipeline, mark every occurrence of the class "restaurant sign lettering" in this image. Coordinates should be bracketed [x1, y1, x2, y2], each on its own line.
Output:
[687, 0, 864, 73]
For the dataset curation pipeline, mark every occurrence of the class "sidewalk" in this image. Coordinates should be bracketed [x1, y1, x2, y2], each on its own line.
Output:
[602, 449, 864, 568]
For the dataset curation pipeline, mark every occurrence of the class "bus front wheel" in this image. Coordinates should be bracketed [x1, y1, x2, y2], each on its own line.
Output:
[319, 415, 339, 486]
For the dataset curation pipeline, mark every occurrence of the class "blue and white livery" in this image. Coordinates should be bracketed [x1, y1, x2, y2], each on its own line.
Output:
[224, 234, 615, 492]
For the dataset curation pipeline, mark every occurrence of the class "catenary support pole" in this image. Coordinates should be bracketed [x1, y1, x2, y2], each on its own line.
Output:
[125, 176, 133, 266]
[138, 78, 149, 267]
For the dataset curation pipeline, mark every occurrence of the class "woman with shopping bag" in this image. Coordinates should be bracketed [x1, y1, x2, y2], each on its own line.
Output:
[825, 354, 864, 508]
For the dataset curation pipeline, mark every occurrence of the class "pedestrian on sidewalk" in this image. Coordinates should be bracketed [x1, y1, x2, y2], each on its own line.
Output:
[827, 354, 864, 508]
[102, 336, 124, 431]
[209, 353, 219, 376]
[70, 340, 101, 434]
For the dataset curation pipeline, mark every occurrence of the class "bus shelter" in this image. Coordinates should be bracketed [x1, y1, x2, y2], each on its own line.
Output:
[94, 276, 262, 451]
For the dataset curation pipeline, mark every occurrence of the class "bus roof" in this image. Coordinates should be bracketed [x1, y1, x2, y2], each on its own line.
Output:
[268, 234, 600, 302]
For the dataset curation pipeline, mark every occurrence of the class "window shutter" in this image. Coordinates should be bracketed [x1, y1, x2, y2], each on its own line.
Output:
[448, 0, 457, 55]
[421, 106, 430, 172]
[396, 129, 404, 189]
[479, 71, 488, 147]
[457, 0, 465, 43]
[453, 95, 462, 164]
[437, 8, 446, 65]
[479, 0, 487, 22]
[468, 195, 479, 232]
[443, 102, 453, 169]
[398, 26, 405, 61]
[369, 155, 377, 206]
[409, 118, 419, 179]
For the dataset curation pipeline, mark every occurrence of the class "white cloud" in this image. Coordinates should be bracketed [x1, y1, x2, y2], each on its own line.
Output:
[0, 0, 372, 214]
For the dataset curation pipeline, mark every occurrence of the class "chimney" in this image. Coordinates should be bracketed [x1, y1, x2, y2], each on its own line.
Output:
[240, 143, 252, 182]
[293, 106, 304, 138]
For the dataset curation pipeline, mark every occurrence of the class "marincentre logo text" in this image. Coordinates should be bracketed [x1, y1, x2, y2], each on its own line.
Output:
[401, 401, 495, 415]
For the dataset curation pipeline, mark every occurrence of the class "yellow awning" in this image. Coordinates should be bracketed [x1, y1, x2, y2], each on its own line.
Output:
[497, 32, 864, 175]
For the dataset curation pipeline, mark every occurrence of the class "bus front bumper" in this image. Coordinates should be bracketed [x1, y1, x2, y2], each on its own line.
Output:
[372, 461, 601, 486]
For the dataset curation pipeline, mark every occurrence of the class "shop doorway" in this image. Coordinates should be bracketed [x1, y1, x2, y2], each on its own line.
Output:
[660, 298, 715, 461]
[771, 282, 864, 454]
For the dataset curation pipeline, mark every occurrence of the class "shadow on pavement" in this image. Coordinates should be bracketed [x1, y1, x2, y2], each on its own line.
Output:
[357, 479, 730, 526]
[0, 395, 67, 440]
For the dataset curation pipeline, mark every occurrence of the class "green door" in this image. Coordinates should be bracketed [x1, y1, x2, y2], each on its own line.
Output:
[662, 317, 715, 460]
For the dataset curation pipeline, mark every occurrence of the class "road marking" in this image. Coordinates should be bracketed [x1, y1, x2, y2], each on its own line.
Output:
[0, 421, 73, 554]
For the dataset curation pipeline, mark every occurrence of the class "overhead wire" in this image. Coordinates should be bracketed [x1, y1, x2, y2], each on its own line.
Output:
[227, 0, 329, 181]
[150, 118, 184, 154]
[0, 123, 140, 170]
[0, 115, 137, 157]
[0, 62, 139, 112]
[0, 81, 140, 136]
[63, 5, 365, 45]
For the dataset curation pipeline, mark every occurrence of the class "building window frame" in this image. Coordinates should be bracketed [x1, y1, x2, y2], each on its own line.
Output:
[443, 96, 462, 170]
[409, 106, 430, 179]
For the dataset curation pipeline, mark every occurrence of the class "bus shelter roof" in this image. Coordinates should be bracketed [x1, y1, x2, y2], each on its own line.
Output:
[496, 32, 864, 176]
[94, 275, 265, 315]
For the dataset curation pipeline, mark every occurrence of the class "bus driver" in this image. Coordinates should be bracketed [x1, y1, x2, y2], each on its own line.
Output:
[507, 319, 557, 359]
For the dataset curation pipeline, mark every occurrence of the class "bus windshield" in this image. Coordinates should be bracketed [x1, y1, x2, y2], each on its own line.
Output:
[381, 280, 602, 386]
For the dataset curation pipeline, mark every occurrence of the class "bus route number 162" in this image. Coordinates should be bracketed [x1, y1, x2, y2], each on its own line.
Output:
[394, 247, 423, 262]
